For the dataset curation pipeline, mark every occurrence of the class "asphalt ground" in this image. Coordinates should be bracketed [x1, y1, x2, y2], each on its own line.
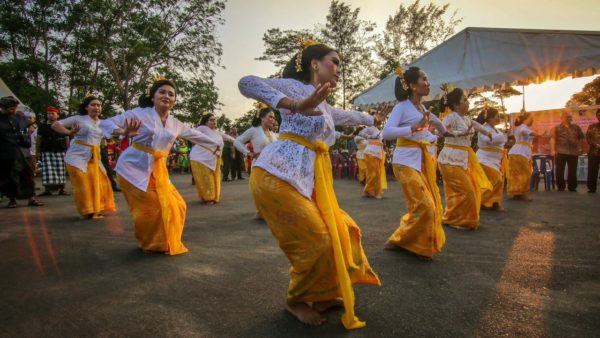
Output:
[1, 173, 598, 337]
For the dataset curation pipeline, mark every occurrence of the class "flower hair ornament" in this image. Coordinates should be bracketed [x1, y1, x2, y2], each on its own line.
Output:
[82, 91, 98, 102]
[440, 83, 456, 116]
[395, 67, 408, 92]
[254, 102, 270, 118]
[295, 37, 321, 73]
[146, 74, 168, 96]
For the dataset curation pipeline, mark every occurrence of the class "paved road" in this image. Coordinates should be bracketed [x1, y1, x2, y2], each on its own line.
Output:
[1, 174, 598, 337]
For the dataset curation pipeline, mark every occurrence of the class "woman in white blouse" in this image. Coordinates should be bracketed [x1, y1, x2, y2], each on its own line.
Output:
[438, 88, 493, 230]
[51, 95, 116, 219]
[476, 107, 508, 211]
[189, 113, 235, 204]
[358, 120, 387, 198]
[100, 78, 219, 255]
[354, 132, 368, 185]
[238, 42, 383, 329]
[233, 104, 278, 160]
[381, 66, 450, 259]
[507, 112, 547, 201]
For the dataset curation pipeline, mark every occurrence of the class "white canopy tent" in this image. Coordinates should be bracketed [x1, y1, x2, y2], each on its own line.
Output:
[353, 27, 600, 108]
[0, 77, 22, 103]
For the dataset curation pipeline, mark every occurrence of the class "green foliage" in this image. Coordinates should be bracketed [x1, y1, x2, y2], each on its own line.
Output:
[375, 0, 462, 78]
[0, 0, 225, 117]
[567, 76, 600, 107]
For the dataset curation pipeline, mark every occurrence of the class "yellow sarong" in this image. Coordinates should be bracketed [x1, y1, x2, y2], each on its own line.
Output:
[363, 141, 387, 197]
[73, 140, 106, 217]
[357, 158, 366, 184]
[479, 147, 509, 175]
[259, 133, 380, 329]
[508, 154, 532, 196]
[387, 138, 445, 256]
[190, 156, 222, 202]
[439, 164, 480, 228]
[480, 164, 505, 208]
[66, 162, 115, 217]
[124, 143, 188, 255]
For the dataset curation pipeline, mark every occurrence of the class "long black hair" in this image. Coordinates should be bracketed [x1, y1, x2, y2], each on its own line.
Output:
[439, 88, 464, 112]
[282, 44, 337, 83]
[138, 79, 177, 108]
[394, 67, 422, 101]
[199, 113, 215, 126]
[78, 95, 101, 116]
[252, 107, 273, 127]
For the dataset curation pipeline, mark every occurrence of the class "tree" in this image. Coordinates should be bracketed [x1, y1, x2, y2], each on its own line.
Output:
[321, 0, 377, 109]
[567, 76, 600, 107]
[375, 0, 461, 78]
[468, 92, 501, 118]
[493, 87, 522, 114]
[256, 28, 318, 74]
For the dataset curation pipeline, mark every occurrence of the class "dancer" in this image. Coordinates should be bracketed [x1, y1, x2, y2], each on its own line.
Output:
[437, 88, 493, 230]
[476, 107, 508, 211]
[358, 118, 387, 198]
[233, 103, 278, 159]
[507, 112, 547, 201]
[238, 40, 382, 329]
[381, 67, 449, 258]
[52, 94, 116, 219]
[189, 112, 235, 204]
[354, 130, 367, 185]
[100, 77, 219, 255]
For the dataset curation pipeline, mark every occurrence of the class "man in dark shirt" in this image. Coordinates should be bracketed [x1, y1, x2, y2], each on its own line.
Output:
[551, 111, 584, 191]
[36, 106, 69, 196]
[0, 96, 44, 207]
[586, 108, 600, 193]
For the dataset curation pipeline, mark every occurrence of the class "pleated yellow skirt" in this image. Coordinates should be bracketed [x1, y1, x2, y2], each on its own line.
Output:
[439, 163, 480, 229]
[118, 174, 188, 255]
[357, 158, 367, 184]
[250, 167, 380, 303]
[481, 164, 504, 208]
[507, 154, 532, 197]
[363, 154, 387, 197]
[387, 165, 445, 257]
[66, 163, 115, 216]
[190, 160, 221, 203]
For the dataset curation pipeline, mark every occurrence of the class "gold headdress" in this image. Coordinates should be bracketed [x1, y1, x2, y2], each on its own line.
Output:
[295, 37, 321, 73]
[440, 83, 456, 117]
[395, 67, 408, 92]
[82, 91, 97, 102]
[146, 74, 168, 96]
[254, 102, 270, 118]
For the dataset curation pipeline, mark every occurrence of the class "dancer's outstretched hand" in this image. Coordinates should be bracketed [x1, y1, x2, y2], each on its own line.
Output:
[373, 104, 391, 124]
[295, 83, 332, 116]
[124, 118, 142, 137]
[69, 124, 81, 136]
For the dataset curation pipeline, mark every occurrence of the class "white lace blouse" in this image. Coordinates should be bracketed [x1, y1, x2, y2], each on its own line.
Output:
[382, 100, 446, 172]
[508, 124, 534, 159]
[358, 126, 383, 159]
[58, 115, 106, 174]
[233, 126, 278, 156]
[476, 123, 508, 172]
[189, 125, 235, 171]
[238, 76, 374, 199]
[354, 135, 367, 159]
[438, 112, 487, 170]
[100, 107, 219, 192]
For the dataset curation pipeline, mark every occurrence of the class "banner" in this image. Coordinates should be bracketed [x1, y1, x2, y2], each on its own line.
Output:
[509, 105, 599, 155]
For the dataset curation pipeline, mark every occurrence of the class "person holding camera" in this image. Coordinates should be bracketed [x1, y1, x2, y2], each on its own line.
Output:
[0, 96, 44, 208]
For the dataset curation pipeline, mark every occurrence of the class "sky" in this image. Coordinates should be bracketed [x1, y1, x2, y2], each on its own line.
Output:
[214, 0, 600, 119]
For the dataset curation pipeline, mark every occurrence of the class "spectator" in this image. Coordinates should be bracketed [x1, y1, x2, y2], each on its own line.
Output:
[37, 106, 69, 196]
[551, 111, 584, 192]
[586, 106, 600, 193]
[0, 96, 44, 207]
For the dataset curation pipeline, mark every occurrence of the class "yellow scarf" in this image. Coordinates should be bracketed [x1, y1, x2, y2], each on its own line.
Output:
[479, 147, 509, 174]
[443, 144, 493, 193]
[368, 140, 388, 190]
[74, 140, 102, 216]
[395, 138, 443, 227]
[279, 133, 365, 330]
[133, 143, 186, 254]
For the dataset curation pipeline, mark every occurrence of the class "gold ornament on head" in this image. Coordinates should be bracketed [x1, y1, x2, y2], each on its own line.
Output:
[254, 102, 270, 118]
[82, 91, 97, 101]
[395, 66, 408, 91]
[295, 37, 321, 73]
[152, 74, 167, 82]
[201, 111, 210, 116]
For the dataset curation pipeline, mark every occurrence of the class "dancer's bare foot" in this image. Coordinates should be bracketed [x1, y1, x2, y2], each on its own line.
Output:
[384, 242, 431, 260]
[285, 301, 326, 326]
[520, 195, 533, 201]
[312, 298, 343, 313]
[374, 194, 383, 199]
[494, 204, 507, 211]
[384, 242, 400, 251]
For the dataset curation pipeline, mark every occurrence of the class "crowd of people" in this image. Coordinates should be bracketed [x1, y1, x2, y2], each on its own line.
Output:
[1, 39, 599, 331]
